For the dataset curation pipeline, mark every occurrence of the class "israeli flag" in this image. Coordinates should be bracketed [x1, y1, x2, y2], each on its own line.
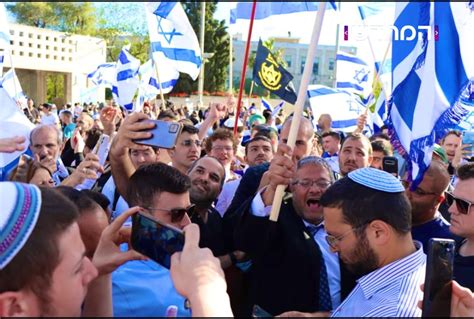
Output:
[112, 45, 140, 111]
[371, 90, 388, 131]
[0, 3, 10, 49]
[145, 2, 202, 81]
[139, 59, 178, 96]
[0, 68, 27, 104]
[261, 97, 272, 112]
[87, 62, 116, 88]
[0, 86, 35, 174]
[272, 101, 285, 117]
[387, 2, 474, 188]
[230, 2, 337, 24]
[308, 85, 368, 133]
[0, 51, 4, 75]
[336, 51, 373, 100]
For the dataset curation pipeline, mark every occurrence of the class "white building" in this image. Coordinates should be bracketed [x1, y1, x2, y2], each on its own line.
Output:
[232, 34, 357, 91]
[1, 23, 106, 106]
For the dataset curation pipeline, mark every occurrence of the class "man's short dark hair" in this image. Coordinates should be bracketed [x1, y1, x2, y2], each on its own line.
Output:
[262, 109, 272, 122]
[320, 177, 411, 235]
[55, 186, 99, 215]
[81, 189, 111, 212]
[321, 131, 341, 141]
[127, 162, 191, 207]
[244, 135, 272, 155]
[342, 133, 373, 155]
[441, 130, 462, 142]
[457, 162, 474, 181]
[371, 139, 393, 156]
[181, 123, 199, 135]
[0, 187, 79, 310]
[157, 109, 177, 121]
[369, 133, 390, 142]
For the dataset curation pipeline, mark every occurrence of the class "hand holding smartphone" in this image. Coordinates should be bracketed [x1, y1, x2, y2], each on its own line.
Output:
[382, 156, 399, 177]
[133, 120, 183, 149]
[462, 131, 474, 159]
[422, 238, 455, 317]
[131, 211, 185, 269]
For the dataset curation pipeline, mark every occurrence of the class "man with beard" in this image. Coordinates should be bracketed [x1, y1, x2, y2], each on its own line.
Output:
[188, 156, 244, 268]
[235, 155, 357, 315]
[282, 168, 425, 317]
[338, 133, 373, 176]
[404, 160, 459, 253]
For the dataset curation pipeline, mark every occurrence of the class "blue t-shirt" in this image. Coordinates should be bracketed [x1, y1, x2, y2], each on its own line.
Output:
[63, 123, 76, 139]
[411, 213, 461, 253]
[112, 260, 191, 317]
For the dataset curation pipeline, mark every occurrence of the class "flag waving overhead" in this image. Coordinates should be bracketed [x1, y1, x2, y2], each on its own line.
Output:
[336, 51, 373, 101]
[230, 2, 336, 24]
[87, 63, 116, 88]
[0, 3, 10, 49]
[145, 2, 202, 81]
[253, 39, 297, 105]
[112, 45, 140, 111]
[387, 2, 474, 189]
[0, 69, 26, 104]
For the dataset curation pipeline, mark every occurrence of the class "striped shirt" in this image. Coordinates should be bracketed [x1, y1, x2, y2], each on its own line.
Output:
[331, 241, 426, 317]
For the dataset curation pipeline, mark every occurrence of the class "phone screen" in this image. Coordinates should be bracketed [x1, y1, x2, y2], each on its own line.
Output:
[422, 238, 455, 317]
[252, 305, 272, 318]
[462, 131, 474, 158]
[131, 212, 185, 269]
[134, 120, 183, 149]
[382, 156, 398, 177]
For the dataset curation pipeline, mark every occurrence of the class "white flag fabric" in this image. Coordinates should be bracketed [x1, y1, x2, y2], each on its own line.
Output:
[0, 68, 27, 105]
[0, 3, 10, 50]
[87, 62, 116, 88]
[0, 87, 35, 169]
[336, 51, 373, 100]
[272, 101, 285, 117]
[145, 2, 202, 80]
[387, 2, 474, 188]
[111, 46, 140, 111]
[0, 50, 5, 76]
[308, 85, 368, 133]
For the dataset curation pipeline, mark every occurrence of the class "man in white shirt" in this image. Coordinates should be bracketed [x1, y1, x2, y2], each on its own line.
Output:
[40, 103, 59, 127]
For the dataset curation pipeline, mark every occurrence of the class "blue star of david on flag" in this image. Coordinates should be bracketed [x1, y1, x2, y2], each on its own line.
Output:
[157, 16, 183, 45]
[353, 68, 370, 85]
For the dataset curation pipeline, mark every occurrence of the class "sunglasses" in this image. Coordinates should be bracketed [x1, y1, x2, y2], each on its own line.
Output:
[445, 192, 472, 215]
[144, 204, 196, 223]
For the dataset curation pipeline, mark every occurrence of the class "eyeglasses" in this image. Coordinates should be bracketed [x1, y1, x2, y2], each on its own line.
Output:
[144, 204, 196, 223]
[445, 191, 472, 215]
[325, 223, 369, 249]
[181, 139, 202, 147]
[401, 180, 437, 196]
[292, 179, 332, 189]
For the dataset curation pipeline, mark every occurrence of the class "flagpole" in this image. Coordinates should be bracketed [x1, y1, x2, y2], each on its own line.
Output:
[153, 59, 167, 109]
[234, 0, 257, 136]
[247, 80, 254, 108]
[333, 1, 341, 88]
[228, 32, 233, 95]
[197, 2, 206, 109]
[269, 2, 327, 222]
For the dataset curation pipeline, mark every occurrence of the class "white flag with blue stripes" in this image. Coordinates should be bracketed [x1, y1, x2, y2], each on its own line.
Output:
[0, 68, 26, 104]
[0, 3, 10, 49]
[308, 85, 368, 133]
[261, 97, 272, 112]
[145, 2, 202, 81]
[87, 62, 116, 88]
[336, 51, 373, 100]
[139, 59, 178, 96]
[272, 101, 285, 117]
[387, 2, 474, 188]
[112, 46, 140, 111]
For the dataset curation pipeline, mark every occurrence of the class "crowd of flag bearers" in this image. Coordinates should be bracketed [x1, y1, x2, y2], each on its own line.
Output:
[1, 1, 474, 318]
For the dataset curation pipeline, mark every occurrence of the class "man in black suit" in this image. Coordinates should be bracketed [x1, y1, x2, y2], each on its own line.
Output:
[234, 150, 358, 315]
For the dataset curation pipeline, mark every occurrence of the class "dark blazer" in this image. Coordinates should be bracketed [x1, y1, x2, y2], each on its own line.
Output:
[222, 162, 269, 251]
[234, 197, 358, 316]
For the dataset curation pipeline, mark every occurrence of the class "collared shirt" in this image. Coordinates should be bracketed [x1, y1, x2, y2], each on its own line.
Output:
[251, 192, 342, 309]
[112, 260, 191, 317]
[215, 167, 248, 216]
[331, 241, 426, 317]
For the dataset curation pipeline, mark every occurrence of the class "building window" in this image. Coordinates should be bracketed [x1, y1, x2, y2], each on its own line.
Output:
[28, 52, 33, 57]
[285, 55, 292, 68]
[9, 30, 14, 36]
[19, 51, 24, 56]
[19, 41, 23, 46]
[19, 31, 24, 37]
[46, 45, 50, 50]
[46, 36, 49, 41]
[37, 53, 41, 58]
[300, 56, 306, 74]
[37, 35, 41, 40]
[328, 58, 335, 71]
[46, 54, 50, 59]
[313, 58, 319, 75]
[54, 37, 57, 42]
[9, 40, 13, 45]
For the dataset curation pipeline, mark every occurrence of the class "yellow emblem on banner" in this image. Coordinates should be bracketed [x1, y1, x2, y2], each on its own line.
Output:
[258, 53, 282, 91]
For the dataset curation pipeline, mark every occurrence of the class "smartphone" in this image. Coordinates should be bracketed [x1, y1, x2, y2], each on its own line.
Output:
[131, 211, 185, 269]
[382, 156, 398, 177]
[462, 131, 474, 158]
[252, 305, 272, 318]
[422, 238, 455, 318]
[134, 120, 183, 149]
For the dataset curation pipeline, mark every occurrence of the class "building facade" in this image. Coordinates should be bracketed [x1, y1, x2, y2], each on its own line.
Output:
[1, 23, 106, 107]
[232, 34, 357, 92]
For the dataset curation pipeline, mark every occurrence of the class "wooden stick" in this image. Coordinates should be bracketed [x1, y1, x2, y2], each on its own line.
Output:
[269, 2, 327, 222]
[234, 0, 257, 136]
[248, 80, 254, 108]
[152, 58, 167, 109]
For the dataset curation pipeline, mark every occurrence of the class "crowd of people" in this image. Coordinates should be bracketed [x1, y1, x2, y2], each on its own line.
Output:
[1, 95, 474, 317]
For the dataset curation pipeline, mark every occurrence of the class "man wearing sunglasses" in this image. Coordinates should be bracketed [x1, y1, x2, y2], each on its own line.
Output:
[235, 156, 358, 316]
[448, 162, 474, 292]
[404, 160, 460, 253]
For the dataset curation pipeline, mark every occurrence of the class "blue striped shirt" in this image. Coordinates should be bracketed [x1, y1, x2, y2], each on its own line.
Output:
[331, 241, 426, 317]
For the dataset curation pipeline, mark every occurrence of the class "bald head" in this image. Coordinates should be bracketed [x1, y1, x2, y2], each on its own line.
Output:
[425, 159, 450, 195]
[280, 116, 316, 162]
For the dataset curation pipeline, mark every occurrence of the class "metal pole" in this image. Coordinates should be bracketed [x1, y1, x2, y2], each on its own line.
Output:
[333, 1, 341, 87]
[229, 32, 233, 95]
[197, 2, 206, 109]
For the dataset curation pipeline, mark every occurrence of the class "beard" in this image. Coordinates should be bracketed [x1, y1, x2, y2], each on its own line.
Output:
[344, 232, 379, 277]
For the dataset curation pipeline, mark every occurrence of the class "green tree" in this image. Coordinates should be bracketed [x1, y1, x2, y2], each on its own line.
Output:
[173, 2, 230, 94]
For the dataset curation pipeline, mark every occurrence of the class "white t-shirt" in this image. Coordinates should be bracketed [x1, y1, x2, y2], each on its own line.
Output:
[41, 113, 59, 126]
